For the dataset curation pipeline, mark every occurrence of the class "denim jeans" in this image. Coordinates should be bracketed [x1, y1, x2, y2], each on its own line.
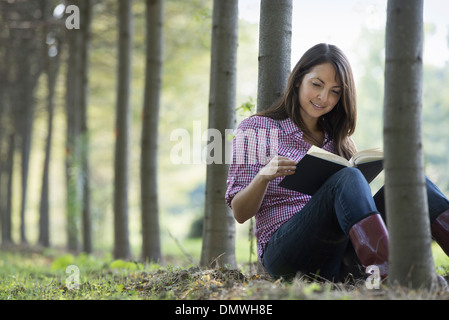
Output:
[262, 167, 449, 281]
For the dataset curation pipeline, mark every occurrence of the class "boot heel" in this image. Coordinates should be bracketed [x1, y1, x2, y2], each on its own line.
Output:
[349, 214, 389, 279]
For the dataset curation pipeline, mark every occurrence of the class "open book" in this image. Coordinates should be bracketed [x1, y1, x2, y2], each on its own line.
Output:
[278, 146, 383, 195]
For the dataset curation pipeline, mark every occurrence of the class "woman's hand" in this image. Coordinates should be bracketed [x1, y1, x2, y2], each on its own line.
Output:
[258, 156, 297, 182]
[231, 156, 297, 224]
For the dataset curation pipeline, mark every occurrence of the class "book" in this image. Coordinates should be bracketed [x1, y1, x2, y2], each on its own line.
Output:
[278, 146, 383, 195]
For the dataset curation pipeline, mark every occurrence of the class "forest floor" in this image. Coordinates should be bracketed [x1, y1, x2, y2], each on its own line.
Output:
[1, 245, 449, 301]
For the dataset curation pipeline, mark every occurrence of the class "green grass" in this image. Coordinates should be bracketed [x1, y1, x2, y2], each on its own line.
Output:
[432, 242, 449, 276]
[0, 241, 448, 300]
[0, 249, 144, 300]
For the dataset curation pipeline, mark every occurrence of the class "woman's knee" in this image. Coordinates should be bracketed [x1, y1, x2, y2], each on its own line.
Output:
[335, 167, 366, 186]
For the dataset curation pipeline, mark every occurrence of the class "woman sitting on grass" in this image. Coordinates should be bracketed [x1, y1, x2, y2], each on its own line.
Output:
[225, 43, 449, 283]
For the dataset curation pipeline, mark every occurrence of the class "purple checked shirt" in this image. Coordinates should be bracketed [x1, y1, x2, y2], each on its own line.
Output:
[225, 116, 335, 260]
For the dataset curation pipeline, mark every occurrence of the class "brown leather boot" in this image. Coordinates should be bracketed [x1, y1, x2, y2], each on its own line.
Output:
[431, 209, 449, 257]
[349, 214, 389, 279]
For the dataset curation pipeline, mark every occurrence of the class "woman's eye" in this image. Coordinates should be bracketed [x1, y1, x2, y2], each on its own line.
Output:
[312, 82, 321, 87]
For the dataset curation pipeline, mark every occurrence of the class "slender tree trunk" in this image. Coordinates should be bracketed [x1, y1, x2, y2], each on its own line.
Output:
[254, 0, 292, 272]
[1, 0, 43, 246]
[65, 12, 81, 251]
[1, 134, 14, 246]
[114, 0, 133, 259]
[384, 0, 436, 289]
[0, 2, 5, 247]
[0, 4, 13, 245]
[141, 0, 163, 262]
[64, 0, 92, 253]
[257, 0, 292, 112]
[200, 0, 238, 268]
[79, 0, 93, 254]
[39, 0, 61, 247]
[39, 79, 54, 247]
[15, 8, 43, 245]
[17, 40, 35, 245]
[65, 39, 75, 250]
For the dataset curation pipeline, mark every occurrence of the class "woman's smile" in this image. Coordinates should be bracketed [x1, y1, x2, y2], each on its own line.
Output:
[311, 101, 326, 110]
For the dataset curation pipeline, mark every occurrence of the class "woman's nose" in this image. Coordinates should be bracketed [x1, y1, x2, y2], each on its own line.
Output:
[318, 89, 329, 103]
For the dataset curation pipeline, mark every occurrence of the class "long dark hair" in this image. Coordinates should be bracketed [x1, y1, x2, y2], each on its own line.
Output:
[255, 43, 357, 159]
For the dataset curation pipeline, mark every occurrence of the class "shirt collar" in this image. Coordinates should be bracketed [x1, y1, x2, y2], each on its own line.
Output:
[279, 117, 331, 144]
[279, 117, 301, 136]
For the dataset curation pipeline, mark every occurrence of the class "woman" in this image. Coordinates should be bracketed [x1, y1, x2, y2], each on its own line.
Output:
[225, 43, 449, 282]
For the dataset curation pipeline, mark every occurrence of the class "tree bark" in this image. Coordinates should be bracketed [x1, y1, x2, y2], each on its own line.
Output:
[39, 0, 63, 248]
[79, 0, 93, 254]
[0, 1, 14, 246]
[200, 0, 238, 268]
[65, 0, 82, 251]
[1, 134, 14, 246]
[257, 0, 292, 112]
[141, 0, 163, 262]
[384, 0, 436, 289]
[114, 0, 133, 259]
[8, 0, 45, 245]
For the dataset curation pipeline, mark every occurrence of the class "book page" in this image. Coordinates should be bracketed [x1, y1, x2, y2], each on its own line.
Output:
[350, 148, 383, 166]
[307, 146, 351, 167]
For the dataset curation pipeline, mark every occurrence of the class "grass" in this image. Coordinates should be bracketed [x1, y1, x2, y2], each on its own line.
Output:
[0, 249, 133, 300]
[1, 241, 449, 300]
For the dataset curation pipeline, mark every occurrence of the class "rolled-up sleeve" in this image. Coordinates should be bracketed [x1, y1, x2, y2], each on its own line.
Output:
[225, 163, 259, 209]
[225, 117, 276, 209]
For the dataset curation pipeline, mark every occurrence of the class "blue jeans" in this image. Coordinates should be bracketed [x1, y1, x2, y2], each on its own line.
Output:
[262, 167, 449, 281]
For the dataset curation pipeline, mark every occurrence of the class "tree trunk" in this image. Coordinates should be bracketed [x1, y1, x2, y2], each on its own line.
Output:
[79, 0, 93, 254]
[1, 134, 14, 246]
[384, 0, 436, 289]
[257, 0, 292, 112]
[200, 0, 238, 268]
[0, 3, 14, 246]
[114, 0, 133, 259]
[11, 1, 44, 245]
[39, 0, 62, 247]
[65, 0, 83, 251]
[141, 0, 163, 262]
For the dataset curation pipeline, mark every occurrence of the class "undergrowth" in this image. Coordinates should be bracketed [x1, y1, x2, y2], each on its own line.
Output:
[1, 246, 449, 300]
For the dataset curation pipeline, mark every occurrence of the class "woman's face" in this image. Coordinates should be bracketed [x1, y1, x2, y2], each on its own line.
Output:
[298, 62, 342, 125]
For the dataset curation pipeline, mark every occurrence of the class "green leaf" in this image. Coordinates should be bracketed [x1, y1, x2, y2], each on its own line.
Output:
[51, 254, 75, 271]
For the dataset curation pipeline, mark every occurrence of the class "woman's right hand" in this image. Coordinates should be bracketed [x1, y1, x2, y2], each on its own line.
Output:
[258, 156, 298, 182]
[231, 155, 297, 224]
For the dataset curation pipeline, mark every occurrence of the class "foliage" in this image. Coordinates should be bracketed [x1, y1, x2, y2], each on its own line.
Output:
[236, 97, 256, 117]
[0, 249, 149, 300]
[1, 245, 448, 300]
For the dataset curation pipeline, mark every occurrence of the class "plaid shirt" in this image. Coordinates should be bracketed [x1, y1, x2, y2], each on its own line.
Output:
[225, 115, 335, 259]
